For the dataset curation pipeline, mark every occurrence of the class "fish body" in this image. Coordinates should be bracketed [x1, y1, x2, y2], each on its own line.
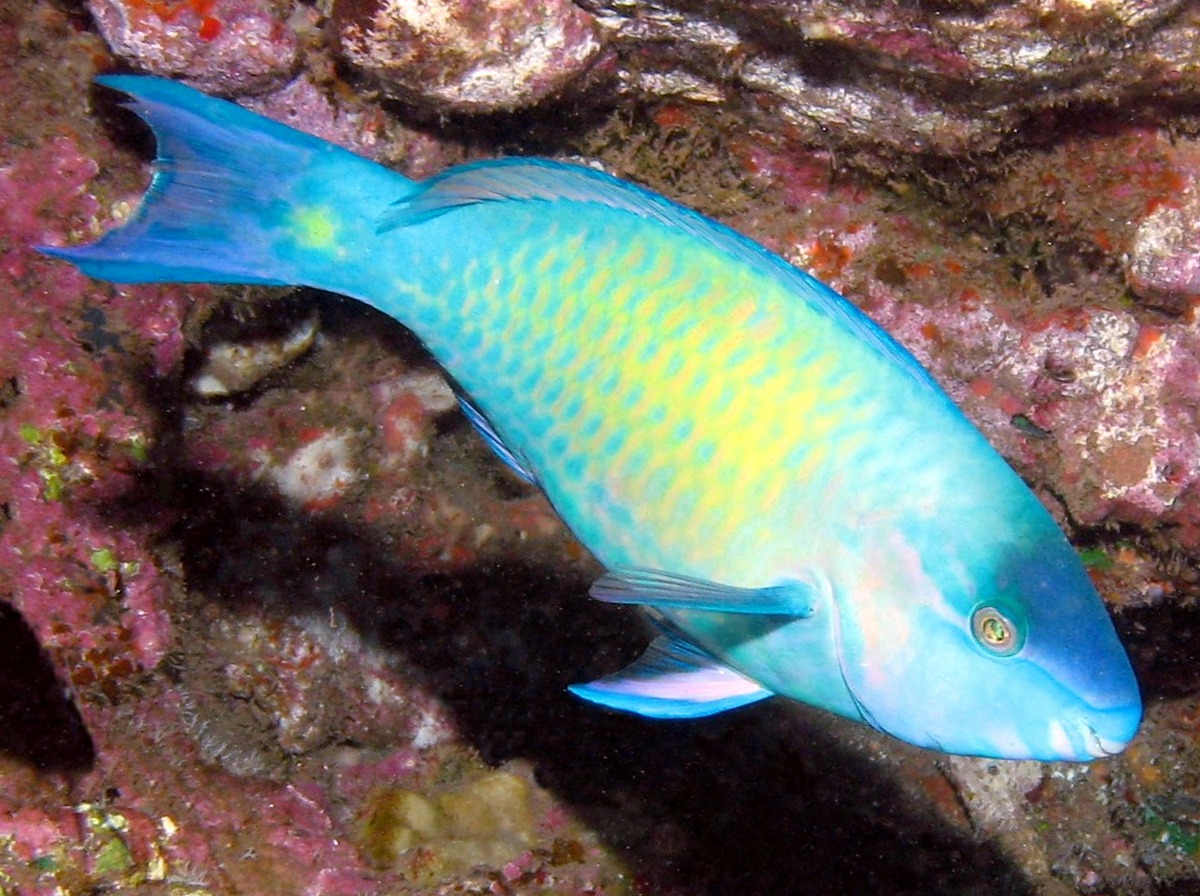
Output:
[45, 76, 1142, 760]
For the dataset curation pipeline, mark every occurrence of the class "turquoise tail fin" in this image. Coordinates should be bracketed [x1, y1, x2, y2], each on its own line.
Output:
[40, 76, 411, 289]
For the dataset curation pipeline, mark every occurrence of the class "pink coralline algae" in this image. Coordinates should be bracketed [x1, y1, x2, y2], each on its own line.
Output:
[86, 0, 300, 94]
[1126, 143, 1200, 313]
[0, 691, 386, 895]
[239, 75, 392, 160]
[0, 132, 190, 686]
[331, 0, 605, 113]
[1128, 198, 1200, 310]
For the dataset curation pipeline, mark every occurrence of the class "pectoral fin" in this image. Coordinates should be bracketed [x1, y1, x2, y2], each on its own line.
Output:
[590, 566, 817, 616]
[568, 633, 772, 718]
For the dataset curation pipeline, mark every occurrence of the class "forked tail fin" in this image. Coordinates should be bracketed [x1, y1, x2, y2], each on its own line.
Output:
[40, 76, 410, 289]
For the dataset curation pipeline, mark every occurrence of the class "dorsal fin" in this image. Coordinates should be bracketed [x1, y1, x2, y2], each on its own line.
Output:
[378, 158, 686, 231]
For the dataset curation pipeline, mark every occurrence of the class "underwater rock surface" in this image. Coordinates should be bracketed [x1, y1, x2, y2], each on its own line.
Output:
[2, 0, 1200, 894]
[86, 0, 300, 94]
[579, 0, 1200, 159]
[331, 0, 605, 113]
[75, 0, 1200, 159]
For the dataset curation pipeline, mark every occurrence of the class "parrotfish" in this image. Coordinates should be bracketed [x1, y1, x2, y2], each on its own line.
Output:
[44, 76, 1142, 761]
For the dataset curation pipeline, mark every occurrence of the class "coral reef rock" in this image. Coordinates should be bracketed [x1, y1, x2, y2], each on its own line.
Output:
[332, 0, 605, 113]
[87, 0, 300, 94]
[578, 0, 1200, 156]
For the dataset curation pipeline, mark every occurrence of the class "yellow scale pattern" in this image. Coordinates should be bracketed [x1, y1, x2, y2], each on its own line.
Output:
[488, 218, 879, 579]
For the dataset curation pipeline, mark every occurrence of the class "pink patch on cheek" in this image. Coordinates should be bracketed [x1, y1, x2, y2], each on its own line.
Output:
[847, 533, 948, 694]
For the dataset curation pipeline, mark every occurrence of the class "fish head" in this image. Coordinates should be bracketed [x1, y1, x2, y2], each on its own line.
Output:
[831, 531, 1142, 761]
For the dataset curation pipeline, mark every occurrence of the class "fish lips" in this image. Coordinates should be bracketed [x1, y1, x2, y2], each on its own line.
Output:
[1027, 647, 1143, 760]
[1063, 702, 1143, 759]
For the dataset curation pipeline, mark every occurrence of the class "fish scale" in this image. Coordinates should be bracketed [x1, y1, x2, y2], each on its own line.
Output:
[417, 206, 847, 575]
[399, 199, 981, 617]
[43, 75, 1142, 760]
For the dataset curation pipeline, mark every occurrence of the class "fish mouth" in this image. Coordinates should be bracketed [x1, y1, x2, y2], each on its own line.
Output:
[1084, 729, 1124, 759]
[1074, 714, 1138, 759]
[1064, 698, 1142, 760]
[1069, 719, 1116, 759]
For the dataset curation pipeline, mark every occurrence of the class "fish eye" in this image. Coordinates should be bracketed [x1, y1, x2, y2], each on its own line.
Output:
[971, 605, 1023, 656]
